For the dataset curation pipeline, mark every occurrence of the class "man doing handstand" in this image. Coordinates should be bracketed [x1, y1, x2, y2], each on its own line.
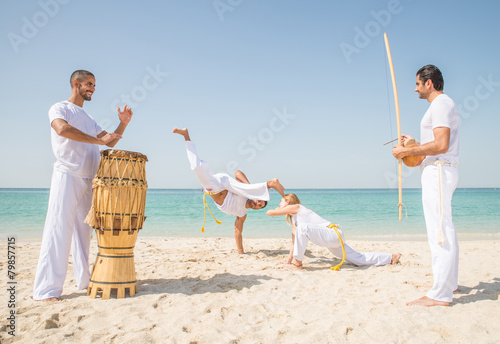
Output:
[173, 128, 285, 254]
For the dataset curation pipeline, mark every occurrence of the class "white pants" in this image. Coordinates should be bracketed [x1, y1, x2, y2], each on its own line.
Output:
[421, 164, 459, 302]
[185, 141, 269, 201]
[293, 224, 392, 266]
[33, 170, 93, 300]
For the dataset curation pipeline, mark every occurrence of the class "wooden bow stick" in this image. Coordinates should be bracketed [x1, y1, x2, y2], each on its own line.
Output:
[383, 138, 398, 146]
[384, 33, 403, 222]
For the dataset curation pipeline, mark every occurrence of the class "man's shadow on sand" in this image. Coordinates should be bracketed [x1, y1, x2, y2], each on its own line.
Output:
[60, 273, 277, 300]
[253, 250, 364, 271]
[453, 277, 500, 305]
[137, 272, 279, 296]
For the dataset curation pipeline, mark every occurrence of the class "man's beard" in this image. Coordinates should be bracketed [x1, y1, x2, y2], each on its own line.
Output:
[79, 86, 92, 101]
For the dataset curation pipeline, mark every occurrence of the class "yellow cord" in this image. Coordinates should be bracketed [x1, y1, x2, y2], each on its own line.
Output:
[328, 223, 345, 271]
[201, 192, 222, 232]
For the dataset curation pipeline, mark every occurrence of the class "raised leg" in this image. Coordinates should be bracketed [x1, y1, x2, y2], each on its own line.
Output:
[172, 127, 191, 141]
[235, 170, 251, 184]
[267, 178, 285, 197]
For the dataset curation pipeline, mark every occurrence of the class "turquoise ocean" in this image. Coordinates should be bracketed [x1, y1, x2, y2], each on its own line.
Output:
[1, 188, 498, 241]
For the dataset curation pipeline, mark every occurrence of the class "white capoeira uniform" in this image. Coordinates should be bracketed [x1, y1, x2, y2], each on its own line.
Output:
[33, 101, 103, 300]
[420, 93, 460, 303]
[292, 205, 392, 266]
[185, 141, 270, 217]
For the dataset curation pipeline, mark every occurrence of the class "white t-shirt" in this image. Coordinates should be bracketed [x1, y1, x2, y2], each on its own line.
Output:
[292, 205, 331, 228]
[420, 94, 460, 165]
[49, 101, 103, 178]
[216, 192, 248, 217]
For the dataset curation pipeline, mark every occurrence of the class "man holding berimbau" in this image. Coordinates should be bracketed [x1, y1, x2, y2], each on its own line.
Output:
[392, 65, 460, 307]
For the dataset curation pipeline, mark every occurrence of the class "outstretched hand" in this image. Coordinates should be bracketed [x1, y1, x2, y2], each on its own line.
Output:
[117, 105, 133, 125]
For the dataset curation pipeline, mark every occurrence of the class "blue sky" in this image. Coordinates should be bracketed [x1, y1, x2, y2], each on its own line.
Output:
[1, 0, 499, 189]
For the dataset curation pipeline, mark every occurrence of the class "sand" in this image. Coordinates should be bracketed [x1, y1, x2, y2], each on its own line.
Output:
[1, 237, 499, 343]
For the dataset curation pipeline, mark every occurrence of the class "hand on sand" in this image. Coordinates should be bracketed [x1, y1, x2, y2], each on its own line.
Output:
[391, 253, 401, 265]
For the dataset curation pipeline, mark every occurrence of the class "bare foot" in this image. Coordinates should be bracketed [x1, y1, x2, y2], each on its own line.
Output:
[391, 253, 401, 265]
[36, 297, 59, 302]
[268, 178, 285, 196]
[284, 263, 303, 270]
[406, 296, 450, 307]
[172, 127, 190, 141]
[238, 250, 245, 254]
[278, 258, 292, 265]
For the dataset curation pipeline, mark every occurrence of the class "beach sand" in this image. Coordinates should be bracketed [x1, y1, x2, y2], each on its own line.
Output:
[1, 237, 499, 343]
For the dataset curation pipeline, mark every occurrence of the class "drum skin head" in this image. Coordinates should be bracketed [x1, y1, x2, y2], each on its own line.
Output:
[101, 149, 148, 162]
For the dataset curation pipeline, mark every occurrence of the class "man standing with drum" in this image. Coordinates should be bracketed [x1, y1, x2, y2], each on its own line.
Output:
[392, 65, 460, 306]
[33, 70, 133, 301]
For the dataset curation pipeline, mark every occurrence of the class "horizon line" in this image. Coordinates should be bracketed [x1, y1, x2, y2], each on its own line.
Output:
[1, 187, 498, 190]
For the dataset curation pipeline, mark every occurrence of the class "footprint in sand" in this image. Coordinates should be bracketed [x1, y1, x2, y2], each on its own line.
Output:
[44, 313, 60, 329]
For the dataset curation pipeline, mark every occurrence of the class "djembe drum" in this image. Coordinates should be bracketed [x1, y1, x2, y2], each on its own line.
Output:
[85, 149, 148, 299]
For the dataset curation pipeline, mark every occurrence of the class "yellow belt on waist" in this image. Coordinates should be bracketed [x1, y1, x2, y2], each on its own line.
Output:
[328, 223, 346, 271]
[201, 192, 221, 233]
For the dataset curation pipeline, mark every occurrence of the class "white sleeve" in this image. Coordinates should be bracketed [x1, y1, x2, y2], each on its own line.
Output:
[48, 103, 67, 124]
[431, 97, 453, 129]
[94, 121, 104, 136]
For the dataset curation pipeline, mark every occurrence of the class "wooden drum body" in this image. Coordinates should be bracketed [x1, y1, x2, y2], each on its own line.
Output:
[85, 149, 148, 299]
